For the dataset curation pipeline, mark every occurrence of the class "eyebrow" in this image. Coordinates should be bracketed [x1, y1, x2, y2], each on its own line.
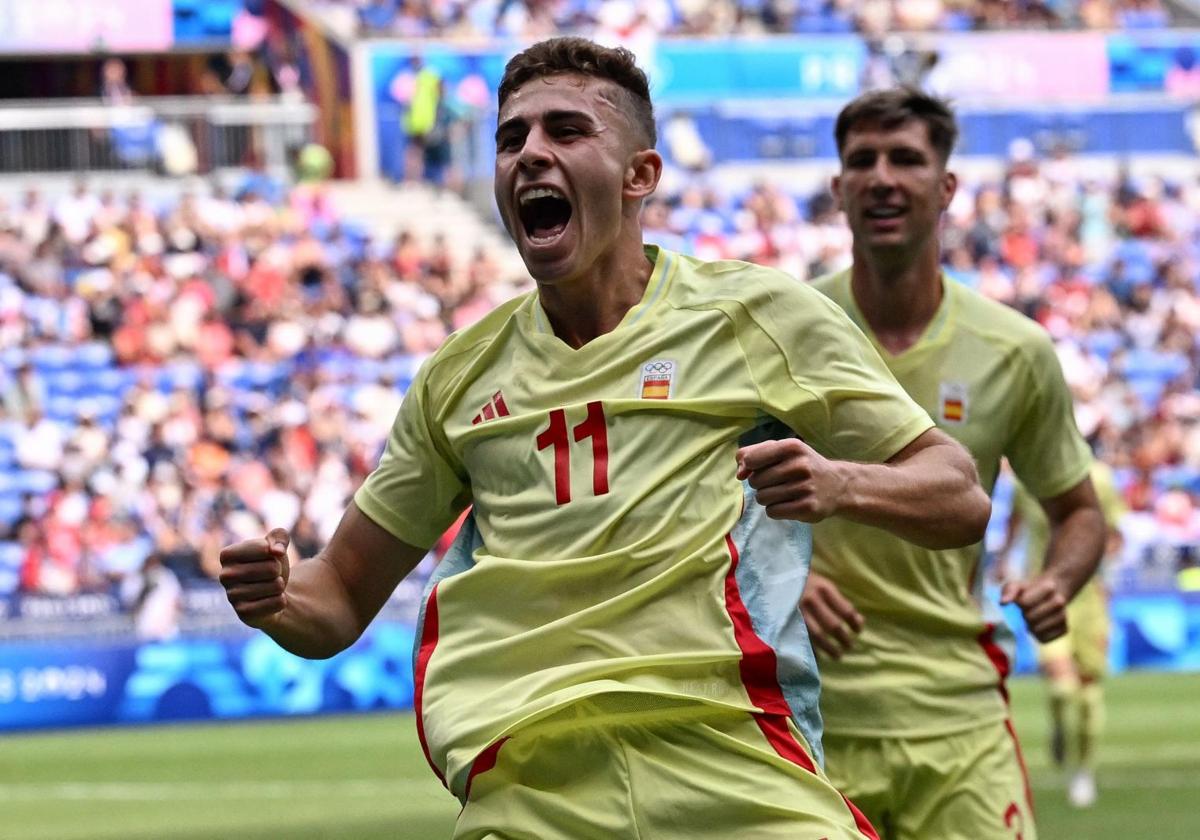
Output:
[495, 109, 595, 142]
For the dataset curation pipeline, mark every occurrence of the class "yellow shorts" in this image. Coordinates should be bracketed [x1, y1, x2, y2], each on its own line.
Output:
[454, 703, 878, 840]
[823, 720, 1035, 840]
[1037, 587, 1110, 680]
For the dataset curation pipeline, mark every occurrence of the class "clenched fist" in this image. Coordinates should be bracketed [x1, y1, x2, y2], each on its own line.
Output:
[736, 438, 848, 522]
[219, 527, 291, 629]
[1001, 573, 1069, 643]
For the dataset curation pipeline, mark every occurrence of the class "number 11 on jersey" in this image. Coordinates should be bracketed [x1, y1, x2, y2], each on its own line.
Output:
[536, 401, 610, 505]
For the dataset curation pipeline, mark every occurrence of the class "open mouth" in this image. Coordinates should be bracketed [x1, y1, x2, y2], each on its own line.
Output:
[865, 206, 905, 220]
[519, 187, 573, 243]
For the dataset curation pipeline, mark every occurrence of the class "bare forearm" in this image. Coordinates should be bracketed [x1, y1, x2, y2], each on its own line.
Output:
[837, 441, 990, 549]
[252, 503, 428, 659]
[258, 554, 369, 659]
[1041, 506, 1107, 599]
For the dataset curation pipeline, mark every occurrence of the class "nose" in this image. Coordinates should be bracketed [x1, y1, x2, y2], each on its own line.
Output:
[867, 157, 897, 192]
[519, 125, 553, 171]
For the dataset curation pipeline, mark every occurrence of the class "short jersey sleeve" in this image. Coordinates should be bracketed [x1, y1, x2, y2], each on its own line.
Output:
[1005, 334, 1092, 500]
[734, 270, 933, 463]
[353, 356, 470, 549]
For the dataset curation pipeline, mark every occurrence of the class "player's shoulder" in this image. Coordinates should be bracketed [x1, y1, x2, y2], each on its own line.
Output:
[664, 249, 842, 320]
[949, 278, 1050, 348]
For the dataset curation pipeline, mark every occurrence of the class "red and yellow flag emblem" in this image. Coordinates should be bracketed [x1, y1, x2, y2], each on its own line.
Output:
[939, 382, 968, 425]
[639, 360, 676, 400]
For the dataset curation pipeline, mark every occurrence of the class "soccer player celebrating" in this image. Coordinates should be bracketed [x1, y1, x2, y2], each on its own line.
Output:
[1001, 459, 1126, 809]
[805, 87, 1107, 840]
[218, 41, 990, 839]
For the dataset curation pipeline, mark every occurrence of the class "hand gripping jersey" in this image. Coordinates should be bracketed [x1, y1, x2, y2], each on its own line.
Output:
[810, 270, 1092, 739]
[355, 247, 932, 798]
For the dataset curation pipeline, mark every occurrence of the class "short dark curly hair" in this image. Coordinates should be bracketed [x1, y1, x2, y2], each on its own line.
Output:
[835, 87, 958, 165]
[497, 37, 656, 148]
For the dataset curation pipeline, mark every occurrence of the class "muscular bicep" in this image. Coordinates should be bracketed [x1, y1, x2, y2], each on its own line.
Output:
[320, 500, 430, 631]
[884, 426, 975, 474]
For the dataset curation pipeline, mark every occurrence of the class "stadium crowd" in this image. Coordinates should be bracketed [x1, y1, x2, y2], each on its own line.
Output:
[307, 0, 1173, 38]
[0, 175, 529, 612]
[2, 138, 1199, 606]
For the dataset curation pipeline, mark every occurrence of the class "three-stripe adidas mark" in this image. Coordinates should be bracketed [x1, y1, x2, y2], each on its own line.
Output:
[471, 391, 510, 425]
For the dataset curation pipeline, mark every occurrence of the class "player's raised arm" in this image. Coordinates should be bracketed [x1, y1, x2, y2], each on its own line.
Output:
[219, 500, 427, 659]
[737, 426, 989, 550]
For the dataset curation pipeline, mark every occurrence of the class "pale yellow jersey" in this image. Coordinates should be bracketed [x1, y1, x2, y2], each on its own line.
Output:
[810, 270, 1092, 738]
[355, 247, 932, 799]
[1012, 460, 1125, 592]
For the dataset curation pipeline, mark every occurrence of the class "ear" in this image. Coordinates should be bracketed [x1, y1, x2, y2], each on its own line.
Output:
[831, 174, 844, 213]
[941, 170, 958, 211]
[624, 149, 663, 202]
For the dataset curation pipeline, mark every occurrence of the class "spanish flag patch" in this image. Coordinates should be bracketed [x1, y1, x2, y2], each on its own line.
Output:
[939, 381, 968, 425]
[640, 360, 676, 400]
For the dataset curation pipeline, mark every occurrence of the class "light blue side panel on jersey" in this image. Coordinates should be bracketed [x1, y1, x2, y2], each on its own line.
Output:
[733, 421, 824, 766]
[411, 512, 482, 677]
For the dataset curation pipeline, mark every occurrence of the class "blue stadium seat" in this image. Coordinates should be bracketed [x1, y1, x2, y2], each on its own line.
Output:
[1084, 329, 1124, 361]
[792, 14, 826, 33]
[30, 344, 73, 373]
[0, 538, 21, 594]
[90, 368, 134, 397]
[46, 395, 79, 422]
[75, 342, 115, 370]
[1121, 348, 1188, 383]
[0, 541, 22, 568]
[1, 346, 25, 370]
[161, 362, 205, 392]
[1127, 377, 1166, 410]
[46, 370, 88, 398]
[16, 470, 57, 495]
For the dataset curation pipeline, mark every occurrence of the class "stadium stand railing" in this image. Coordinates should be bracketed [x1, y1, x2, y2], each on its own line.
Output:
[0, 96, 317, 176]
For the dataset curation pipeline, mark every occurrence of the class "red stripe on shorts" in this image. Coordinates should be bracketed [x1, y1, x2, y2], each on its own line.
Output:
[415, 584, 447, 788]
[978, 622, 1035, 817]
[722, 533, 880, 840]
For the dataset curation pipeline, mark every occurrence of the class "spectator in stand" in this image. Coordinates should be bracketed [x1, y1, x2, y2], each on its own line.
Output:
[99, 58, 135, 107]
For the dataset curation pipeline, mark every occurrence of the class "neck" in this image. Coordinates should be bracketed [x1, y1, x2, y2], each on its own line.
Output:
[538, 224, 653, 348]
[849, 243, 944, 354]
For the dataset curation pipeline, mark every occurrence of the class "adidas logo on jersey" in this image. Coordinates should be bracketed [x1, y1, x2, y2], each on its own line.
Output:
[471, 390, 510, 425]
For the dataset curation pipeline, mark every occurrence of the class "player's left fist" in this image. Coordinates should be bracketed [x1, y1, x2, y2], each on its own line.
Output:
[1000, 574, 1069, 642]
[736, 438, 847, 523]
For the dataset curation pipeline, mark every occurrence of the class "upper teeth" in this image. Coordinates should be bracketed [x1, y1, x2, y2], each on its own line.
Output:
[521, 187, 565, 205]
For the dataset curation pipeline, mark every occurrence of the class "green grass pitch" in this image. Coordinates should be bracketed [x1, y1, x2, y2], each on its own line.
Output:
[3, 671, 1198, 839]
